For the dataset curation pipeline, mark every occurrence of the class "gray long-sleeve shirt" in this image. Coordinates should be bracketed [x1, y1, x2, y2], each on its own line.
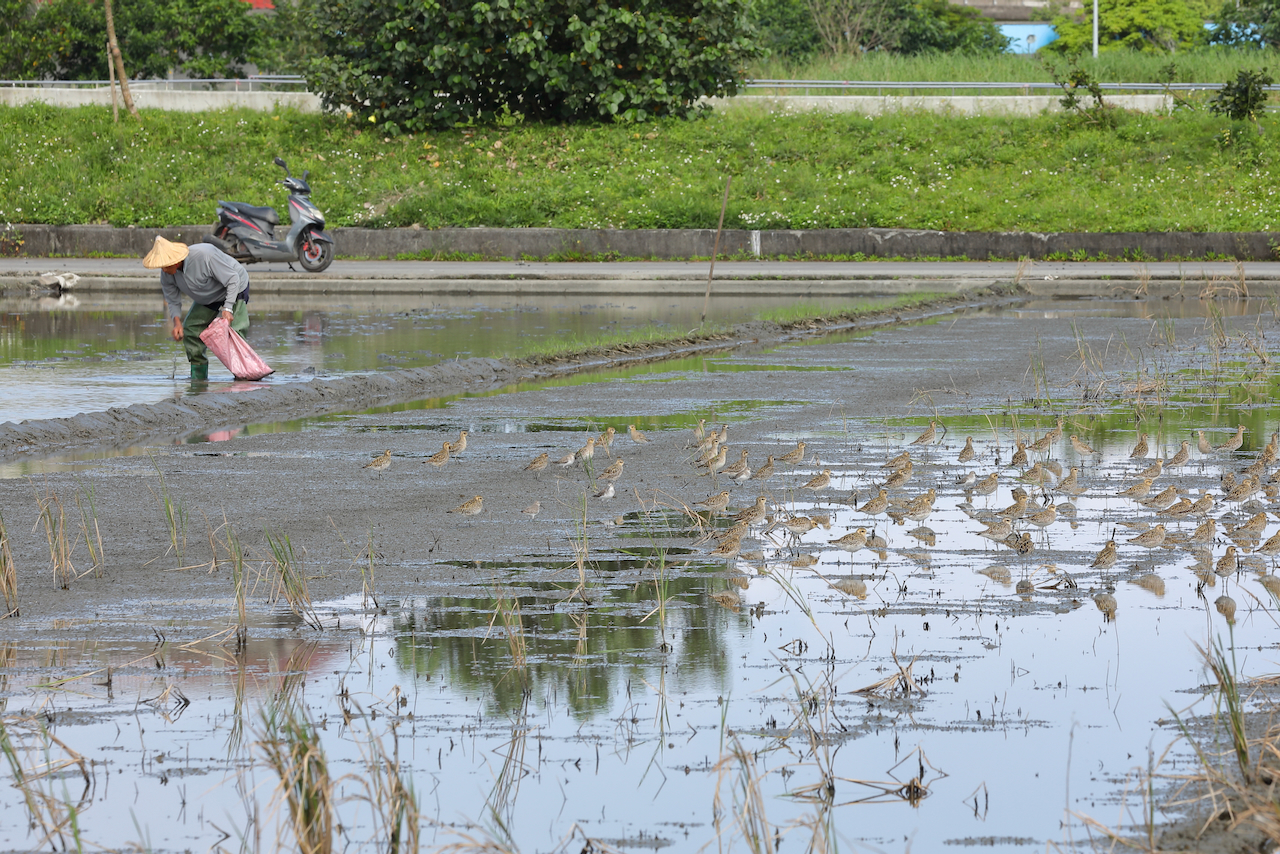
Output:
[160, 243, 250, 321]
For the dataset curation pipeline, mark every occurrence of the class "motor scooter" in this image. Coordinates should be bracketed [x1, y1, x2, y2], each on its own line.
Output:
[203, 157, 335, 272]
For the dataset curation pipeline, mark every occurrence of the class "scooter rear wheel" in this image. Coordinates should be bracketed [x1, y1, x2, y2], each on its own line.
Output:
[298, 231, 334, 273]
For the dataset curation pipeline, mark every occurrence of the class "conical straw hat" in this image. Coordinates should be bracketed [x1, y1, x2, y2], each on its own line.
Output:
[142, 236, 189, 269]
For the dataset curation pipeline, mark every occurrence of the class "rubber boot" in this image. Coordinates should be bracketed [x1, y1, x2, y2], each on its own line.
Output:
[189, 362, 209, 382]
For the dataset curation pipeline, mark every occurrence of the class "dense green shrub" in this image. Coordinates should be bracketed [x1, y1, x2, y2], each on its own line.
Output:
[1208, 68, 1273, 121]
[303, 0, 764, 133]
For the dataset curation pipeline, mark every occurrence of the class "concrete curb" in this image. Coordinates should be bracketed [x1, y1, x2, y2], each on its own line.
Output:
[7, 224, 1280, 262]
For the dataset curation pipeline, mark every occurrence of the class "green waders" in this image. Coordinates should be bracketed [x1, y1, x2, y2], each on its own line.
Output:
[183, 300, 250, 381]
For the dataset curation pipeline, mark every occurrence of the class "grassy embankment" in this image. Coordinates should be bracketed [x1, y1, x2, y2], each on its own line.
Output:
[4, 48, 1280, 255]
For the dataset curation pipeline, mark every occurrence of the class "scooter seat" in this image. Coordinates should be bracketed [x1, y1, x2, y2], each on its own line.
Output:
[219, 201, 280, 226]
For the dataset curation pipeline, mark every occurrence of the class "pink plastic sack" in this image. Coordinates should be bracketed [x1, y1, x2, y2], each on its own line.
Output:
[198, 316, 274, 381]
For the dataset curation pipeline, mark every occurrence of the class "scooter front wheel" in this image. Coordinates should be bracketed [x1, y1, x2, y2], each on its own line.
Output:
[298, 231, 334, 273]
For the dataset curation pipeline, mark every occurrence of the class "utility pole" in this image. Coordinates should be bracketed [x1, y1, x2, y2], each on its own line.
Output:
[1093, 0, 1099, 57]
[104, 0, 139, 119]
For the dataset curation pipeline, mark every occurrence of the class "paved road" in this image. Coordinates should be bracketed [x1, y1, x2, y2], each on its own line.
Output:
[5, 258, 1280, 281]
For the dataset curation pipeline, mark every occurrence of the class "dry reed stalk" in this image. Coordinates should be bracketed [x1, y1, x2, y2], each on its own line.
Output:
[0, 512, 18, 618]
[223, 521, 249, 651]
[31, 483, 74, 590]
[0, 716, 92, 850]
[148, 453, 187, 565]
[712, 735, 773, 854]
[483, 713, 531, 847]
[73, 481, 104, 577]
[1234, 260, 1250, 298]
[257, 702, 334, 854]
[854, 646, 926, 697]
[488, 588, 529, 693]
[357, 721, 420, 853]
[265, 529, 322, 630]
[360, 527, 378, 610]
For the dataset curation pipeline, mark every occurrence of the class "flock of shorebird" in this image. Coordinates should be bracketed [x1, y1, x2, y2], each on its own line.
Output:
[361, 414, 1280, 622]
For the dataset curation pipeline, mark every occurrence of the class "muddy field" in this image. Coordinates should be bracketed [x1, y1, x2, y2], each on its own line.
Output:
[0, 288, 1277, 853]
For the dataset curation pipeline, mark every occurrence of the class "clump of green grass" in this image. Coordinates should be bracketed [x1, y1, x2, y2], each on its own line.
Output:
[505, 320, 734, 363]
[756, 293, 943, 325]
[1199, 637, 1253, 784]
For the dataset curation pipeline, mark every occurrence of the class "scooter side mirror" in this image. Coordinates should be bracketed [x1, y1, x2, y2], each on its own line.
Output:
[302, 170, 310, 182]
[273, 156, 287, 169]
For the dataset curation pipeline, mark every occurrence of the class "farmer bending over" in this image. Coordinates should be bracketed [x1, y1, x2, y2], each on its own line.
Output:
[142, 236, 251, 381]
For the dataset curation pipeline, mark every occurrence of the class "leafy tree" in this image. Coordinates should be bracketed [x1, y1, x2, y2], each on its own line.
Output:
[303, 0, 764, 132]
[0, 0, 53, 78]
[898, 0, 1011, 54]
[251, 0, 324, 75]
[802, 0, 1009, 58]
[1047, 0, 1210, 53]
[1209, 0, 1280, 46]
[5, 0, 262, 80]
[805, 0, 904, 55]
[750, 0, 821, 62]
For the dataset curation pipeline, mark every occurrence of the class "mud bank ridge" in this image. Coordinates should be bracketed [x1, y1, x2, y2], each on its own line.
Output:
[0, 287, 1010, 458]
[0, 359, 521, 458]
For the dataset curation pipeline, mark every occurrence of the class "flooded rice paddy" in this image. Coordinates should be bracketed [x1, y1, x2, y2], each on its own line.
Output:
[0, 292, 895, 425]
[0, 293, 1277, 852]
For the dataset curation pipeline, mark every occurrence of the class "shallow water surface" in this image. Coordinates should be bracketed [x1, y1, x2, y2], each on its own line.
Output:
[0, 292, 887, 424]
[1, 294, 1278, 851]
[0, 424, 1274, 852]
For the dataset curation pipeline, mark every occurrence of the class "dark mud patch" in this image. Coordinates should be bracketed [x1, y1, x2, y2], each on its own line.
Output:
[0, 286, 1016, 461]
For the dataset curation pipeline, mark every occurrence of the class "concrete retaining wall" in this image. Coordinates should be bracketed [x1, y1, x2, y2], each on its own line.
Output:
[1, 89, 1174, 116]
[722, 94, 1171, 116]
[8, 223, 1279, 261]
[0, 87, 322, 112]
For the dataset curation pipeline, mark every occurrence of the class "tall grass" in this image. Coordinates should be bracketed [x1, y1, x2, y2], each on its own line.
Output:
[750, 48, 1280, 84]
[227, 524, 249, 651]
[713, 735, 773, 854]
[1198, 637, 1252, 783]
